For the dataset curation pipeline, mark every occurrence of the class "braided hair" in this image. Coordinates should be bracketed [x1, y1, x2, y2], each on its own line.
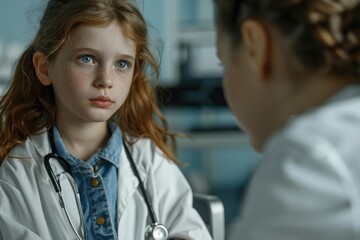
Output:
[215, 0, 360, 76]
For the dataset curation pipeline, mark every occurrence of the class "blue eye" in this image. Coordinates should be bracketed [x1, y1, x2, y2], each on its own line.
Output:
[79, 55, 94, 64]
[116, 60, 130, 69]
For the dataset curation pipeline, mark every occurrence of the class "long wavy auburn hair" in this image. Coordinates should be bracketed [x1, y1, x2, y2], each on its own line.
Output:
[0, 0, 179, 164]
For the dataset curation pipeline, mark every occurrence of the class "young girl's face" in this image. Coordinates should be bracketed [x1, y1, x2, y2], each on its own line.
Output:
[48, 20, 136, 126]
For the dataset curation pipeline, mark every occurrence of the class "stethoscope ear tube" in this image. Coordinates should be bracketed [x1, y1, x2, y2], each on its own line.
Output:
[44, 151, 85, 240]
[44, 153, 62, 193]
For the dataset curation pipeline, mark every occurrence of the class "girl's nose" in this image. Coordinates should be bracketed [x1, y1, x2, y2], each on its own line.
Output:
[94, 67, 113, 89]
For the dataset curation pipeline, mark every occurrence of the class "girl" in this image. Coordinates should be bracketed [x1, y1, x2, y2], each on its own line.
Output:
[215, 0, 360, 239]
[0, 0, 212, 239]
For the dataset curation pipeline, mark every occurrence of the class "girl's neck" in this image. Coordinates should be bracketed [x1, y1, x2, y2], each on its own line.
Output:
[55, 121, 110, 161]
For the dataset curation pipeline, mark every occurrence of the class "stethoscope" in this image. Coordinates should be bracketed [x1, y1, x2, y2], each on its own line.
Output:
[44, 131, 169, 240]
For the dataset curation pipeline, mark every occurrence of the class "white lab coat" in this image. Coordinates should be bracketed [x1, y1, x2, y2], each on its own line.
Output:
[228, 85, 360, 240]
[0, 132, 212, 240]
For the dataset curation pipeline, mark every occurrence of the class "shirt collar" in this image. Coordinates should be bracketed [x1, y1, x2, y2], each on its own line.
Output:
[51, 122, 122, 168]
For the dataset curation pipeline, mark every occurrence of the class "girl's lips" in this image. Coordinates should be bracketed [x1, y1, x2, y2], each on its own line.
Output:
[90, 96, 113, 108]
[91, 96, 112, 101]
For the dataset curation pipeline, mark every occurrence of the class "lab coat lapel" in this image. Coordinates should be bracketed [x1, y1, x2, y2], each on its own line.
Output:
[30, 130, 51, 157]
[117, 144, 147, 221]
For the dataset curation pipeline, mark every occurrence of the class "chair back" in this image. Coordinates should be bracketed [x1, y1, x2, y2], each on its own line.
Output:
[193, 193, 225, 240]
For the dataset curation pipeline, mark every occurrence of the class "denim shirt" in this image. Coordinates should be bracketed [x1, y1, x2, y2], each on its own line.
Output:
[52, 123, 121, 240]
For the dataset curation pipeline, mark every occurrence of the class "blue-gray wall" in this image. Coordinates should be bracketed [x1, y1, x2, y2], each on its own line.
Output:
[0, 0, 169, 46]
[0, 0, 169, 83]
[0, 1, 42, 46]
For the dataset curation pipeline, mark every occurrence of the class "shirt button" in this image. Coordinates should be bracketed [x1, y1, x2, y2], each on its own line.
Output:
[96, 216, 106, 225]
[90, 178, 99, 187]
[93, 165, 99, 172]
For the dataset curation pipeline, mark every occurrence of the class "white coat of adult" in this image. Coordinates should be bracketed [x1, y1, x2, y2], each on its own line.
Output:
[0, 131, 212, 240]
[228, 86, 360, 240]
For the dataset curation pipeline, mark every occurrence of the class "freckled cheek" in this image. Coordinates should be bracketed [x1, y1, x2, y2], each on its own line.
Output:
[64, 69, 93, 88]
[119, 73, 133, 90]
[115, 78, 133, 104]
[123, 79, 133, 97]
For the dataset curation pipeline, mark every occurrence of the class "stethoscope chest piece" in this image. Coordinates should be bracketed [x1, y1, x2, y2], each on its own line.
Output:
[145, 223, 169, 240]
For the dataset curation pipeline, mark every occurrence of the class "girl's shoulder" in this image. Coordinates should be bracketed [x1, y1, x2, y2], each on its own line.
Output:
[0, 131, 49, 185]
[126, 137, 175, 173]
[6, 130, 49, 161]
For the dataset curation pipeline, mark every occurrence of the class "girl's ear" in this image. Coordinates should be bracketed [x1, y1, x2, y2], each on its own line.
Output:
[33, 52, 52, 86]
[241, 20, 272, 81]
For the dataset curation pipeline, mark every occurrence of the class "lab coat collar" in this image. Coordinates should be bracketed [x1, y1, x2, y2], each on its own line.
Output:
[325, 84, 360, 104]
[264, 84, 360, 153]
[29, 130, 147, 226]
[30, 130, 51, 157]
[29, 130, 53, 183]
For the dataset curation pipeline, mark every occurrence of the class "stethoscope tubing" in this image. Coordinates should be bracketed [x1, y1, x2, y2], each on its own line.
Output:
[44, 130, 169, 240]
[122, 140, 159, 224]
[122, 140, 169, 240]
[44, 153, 85, 240]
